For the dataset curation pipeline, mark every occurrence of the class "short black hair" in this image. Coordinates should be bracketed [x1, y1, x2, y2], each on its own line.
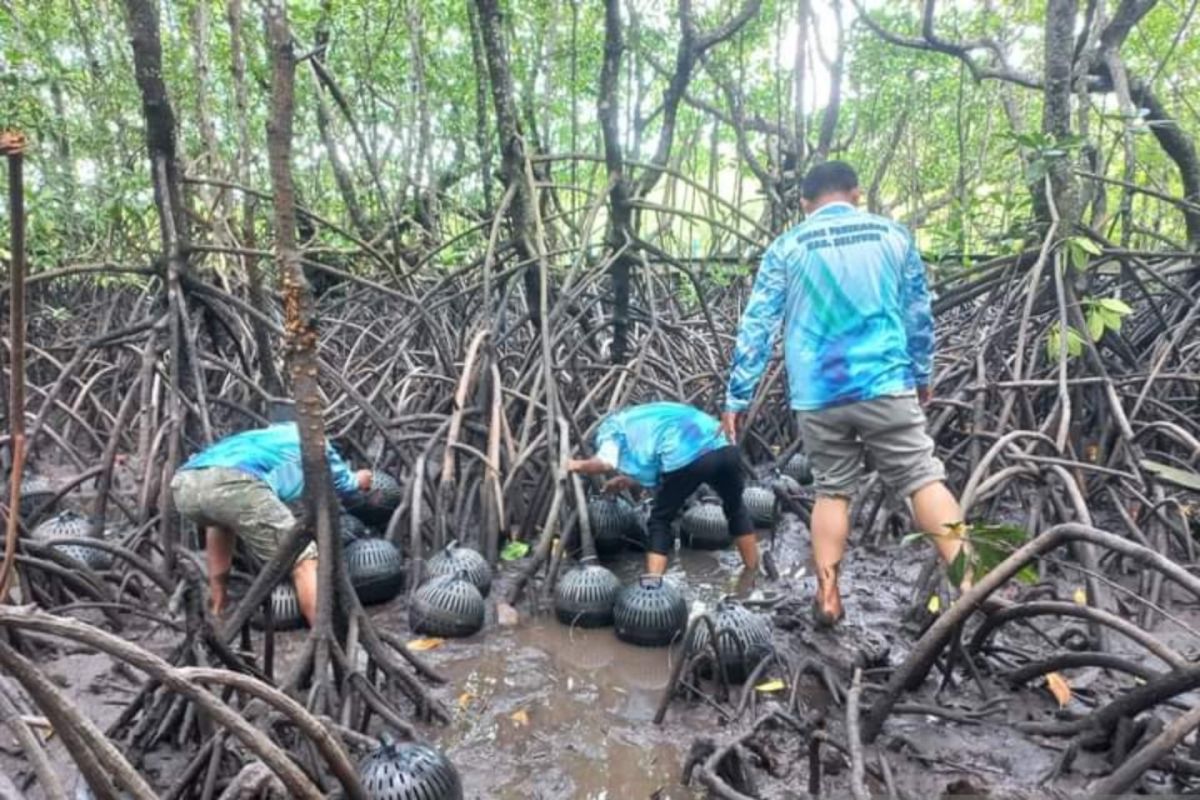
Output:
[801, 161, 859, 200]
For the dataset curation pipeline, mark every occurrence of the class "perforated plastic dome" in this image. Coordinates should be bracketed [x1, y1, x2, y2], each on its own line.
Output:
[613, 575, 687, 647]
[742, 485, 777, 527]
[18, 474, 57, 519]
[32, 510, 90, 541]
[783, 452, 813, 485]
[425, 540, 492, 597]
[347, 471, 403, 527]
[409, 574, 485, 638]
[554, 562, 620, 628]
[339, 512, 369, 544]
[251, 583, 305, 631]
[369, 471, 403, 508]
[585, 496, 639, 557]
[345, 538, 404, 606]
[690, 599, 774, 683]
[50, 540, 112, 571]
[680, 502, 731, 550]
[359, 738, 462, 800]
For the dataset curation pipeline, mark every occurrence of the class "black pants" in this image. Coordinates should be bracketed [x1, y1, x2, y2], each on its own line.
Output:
[647, 445, 754, 555]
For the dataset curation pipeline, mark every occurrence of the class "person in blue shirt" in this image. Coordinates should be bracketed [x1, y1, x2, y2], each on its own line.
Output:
[169, 404, 372, 626]
[721, 161, 966, 627]
[567, 402, 759, 577]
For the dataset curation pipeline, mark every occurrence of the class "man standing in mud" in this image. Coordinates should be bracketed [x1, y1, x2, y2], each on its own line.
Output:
[567, 402, 760, 578]
[170, 402, 372, 627]
[721, 161, 966, 627]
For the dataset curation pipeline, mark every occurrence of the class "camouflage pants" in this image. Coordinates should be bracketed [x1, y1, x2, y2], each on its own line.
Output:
[170, 467, 317, 565]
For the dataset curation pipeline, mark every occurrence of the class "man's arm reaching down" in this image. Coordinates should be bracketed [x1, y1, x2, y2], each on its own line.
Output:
[567, 456, 615, 476]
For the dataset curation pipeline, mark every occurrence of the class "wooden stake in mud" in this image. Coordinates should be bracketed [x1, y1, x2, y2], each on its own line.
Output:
[0, 129, 28, 603]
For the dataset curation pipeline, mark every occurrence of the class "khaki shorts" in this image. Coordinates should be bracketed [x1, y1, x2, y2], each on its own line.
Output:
[796, 394, 946, 499]
[170, 467, 317, 565]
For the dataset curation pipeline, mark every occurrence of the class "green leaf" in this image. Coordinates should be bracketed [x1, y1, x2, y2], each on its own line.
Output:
[1086, 310, 1105, 342]
[901, 531, 927, 546]
[946, 548, 969, 588]
[500, 540, 530, 561]
[1098, 297, 1133, 315]
[1066, 327, 1085, 358]
[1139, 460, 1200, 491]
[1046, 323, 1062, 361]
[969, 523, 1031, 583]
[1070, 236, 1102, 256]
[1016, 564, 1040, 585]
[1097, 308, 1123, 333]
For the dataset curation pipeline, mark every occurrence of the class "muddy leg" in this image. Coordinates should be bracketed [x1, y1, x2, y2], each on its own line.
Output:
[292, 558, 318, 627]
[910, 481, 970, 589]
[205, 526, 235, 616]
[811, 496, 850, 625]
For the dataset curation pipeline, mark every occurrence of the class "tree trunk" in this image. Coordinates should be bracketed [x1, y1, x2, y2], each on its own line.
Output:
[599, 0, 635, 365]
[228, 0, 285, 399]
[262, 0, 341, 689]
[121, 0, 193, 572]
[467, 0, 493, 214]
[1040, 0, 1081, 227]
[1127, 77, 1200, 249]
[122, 0, 187, 247]
[474, 0, 544, 329]
[313, 1, 372, 240]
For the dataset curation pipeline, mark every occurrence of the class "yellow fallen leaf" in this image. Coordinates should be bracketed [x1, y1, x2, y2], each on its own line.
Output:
[755, 679, 786, 693]
[927, 594, 941, 614]
[1045, 672, 1071, 708]
[1072, 588, 1087, 605]
[406, 637, 445, 652]
[458, 692, 475, 710]
[510, 709, 529, 727]
[944, 521, 970, 539]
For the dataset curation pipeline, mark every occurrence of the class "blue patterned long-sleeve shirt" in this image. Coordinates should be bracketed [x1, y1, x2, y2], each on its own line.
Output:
[180, 423, 361, 503]
[725, 202, 934, 412]
[593, 402, 727, 490]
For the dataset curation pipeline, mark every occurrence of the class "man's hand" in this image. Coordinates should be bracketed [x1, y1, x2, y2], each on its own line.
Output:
[720, 411, 742, 443]
[917, 386, 932, 407]
[356, 469, 373, 493]
[601, 475, 636, 494]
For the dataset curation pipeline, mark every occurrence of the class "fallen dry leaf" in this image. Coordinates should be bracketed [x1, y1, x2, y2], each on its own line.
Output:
[754, 679, 785, 693]
[926, 594, 941, 614]
[1072, 587, 1087, 605]
[458, 692, 475, 710]
[406, 637, 445, 652]
[510, 709, 530, 727]
[497, 602, 520, 627]
[1045, 672, 1071, 708]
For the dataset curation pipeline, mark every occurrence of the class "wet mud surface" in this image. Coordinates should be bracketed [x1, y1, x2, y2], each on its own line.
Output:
[7, 504, 1198, 798]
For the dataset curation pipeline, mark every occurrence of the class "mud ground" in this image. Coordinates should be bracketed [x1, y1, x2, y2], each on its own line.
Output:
[4, 507, 1198, 798]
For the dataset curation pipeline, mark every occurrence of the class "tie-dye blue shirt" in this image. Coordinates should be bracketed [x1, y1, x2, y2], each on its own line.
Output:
[180, 423, 361, 503]
[725, 202, 933, 412]
[593, 403, 727, 490]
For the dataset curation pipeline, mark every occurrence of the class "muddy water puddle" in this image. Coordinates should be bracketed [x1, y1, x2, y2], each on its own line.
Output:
[385, 535, 813, 800]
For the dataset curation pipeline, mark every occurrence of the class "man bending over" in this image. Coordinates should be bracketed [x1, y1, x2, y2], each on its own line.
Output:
[568, 401, 759, 577]
[170, 406, 371, 626]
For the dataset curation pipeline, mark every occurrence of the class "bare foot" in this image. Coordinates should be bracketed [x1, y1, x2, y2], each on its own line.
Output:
[734, 567, 758, 598]
[813, 565, 844, 627]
